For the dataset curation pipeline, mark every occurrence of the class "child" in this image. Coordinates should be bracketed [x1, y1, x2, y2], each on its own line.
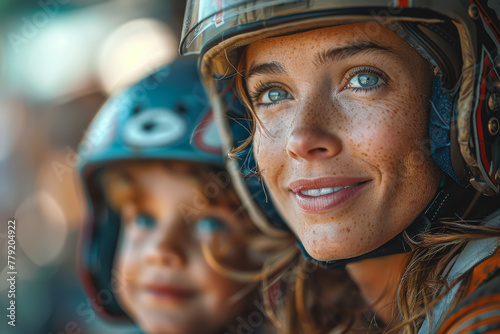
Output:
[77, 58, 285, 334]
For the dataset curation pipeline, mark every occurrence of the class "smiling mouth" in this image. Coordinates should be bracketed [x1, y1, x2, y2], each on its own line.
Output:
[290, 179, 372, 213]
[299, 181, 369, 197]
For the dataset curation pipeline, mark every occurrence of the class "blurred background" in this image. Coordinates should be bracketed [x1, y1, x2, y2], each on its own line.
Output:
[0, 1, 187, 332]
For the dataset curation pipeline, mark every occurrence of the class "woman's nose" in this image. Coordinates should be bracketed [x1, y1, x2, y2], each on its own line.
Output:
[286, 123, 342, 161]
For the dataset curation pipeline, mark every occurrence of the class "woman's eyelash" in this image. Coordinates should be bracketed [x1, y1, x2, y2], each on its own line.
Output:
[348, 66, 386, 79]
[249, 82, 287, 104]
[345, 66, 389, 92]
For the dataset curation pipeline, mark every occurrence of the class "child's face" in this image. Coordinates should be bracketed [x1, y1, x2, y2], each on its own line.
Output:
[104, 162, 252, 334]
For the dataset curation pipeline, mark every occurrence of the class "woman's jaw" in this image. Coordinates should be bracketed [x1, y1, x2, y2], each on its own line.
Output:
[246, 23, 441, 261]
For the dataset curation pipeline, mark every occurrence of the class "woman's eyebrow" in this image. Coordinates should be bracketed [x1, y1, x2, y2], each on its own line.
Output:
[246, 60, 287, 81]
[313, 41, 396, 67]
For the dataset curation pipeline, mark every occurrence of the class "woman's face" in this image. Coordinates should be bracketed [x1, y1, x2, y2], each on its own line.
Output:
[244, 24, 441, 261]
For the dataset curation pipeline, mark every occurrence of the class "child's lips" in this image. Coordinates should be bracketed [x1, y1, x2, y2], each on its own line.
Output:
[143, 283, 197, 300]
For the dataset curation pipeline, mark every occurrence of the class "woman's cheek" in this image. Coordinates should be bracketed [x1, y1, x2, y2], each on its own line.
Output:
[342, 104, 395, 151]
[254, 121, 287, 164]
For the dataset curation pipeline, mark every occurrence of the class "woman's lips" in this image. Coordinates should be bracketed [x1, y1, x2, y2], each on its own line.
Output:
[289, 177, 372, 213]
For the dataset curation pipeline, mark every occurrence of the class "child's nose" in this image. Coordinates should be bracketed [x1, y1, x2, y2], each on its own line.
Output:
[145, 218, 188, 268]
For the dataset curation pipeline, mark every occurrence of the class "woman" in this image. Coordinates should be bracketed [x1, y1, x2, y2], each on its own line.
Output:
[180, 1, 500, 333]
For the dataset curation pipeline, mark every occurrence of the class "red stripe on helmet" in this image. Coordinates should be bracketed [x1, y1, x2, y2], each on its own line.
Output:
[476, 54, 493, 177]
[471, 0, 500, 43]
[398, 0, 410, 7]
[193, 109, 223, 155]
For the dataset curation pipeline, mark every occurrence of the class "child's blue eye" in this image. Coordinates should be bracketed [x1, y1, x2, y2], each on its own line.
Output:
[135, 213, 156, 229]
[261, 89, 291, 103]
[195, 217, 228, 233]
[349, 73, 380, 88]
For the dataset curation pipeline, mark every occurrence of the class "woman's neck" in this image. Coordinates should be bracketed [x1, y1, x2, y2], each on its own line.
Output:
[345, 252, 410, 325]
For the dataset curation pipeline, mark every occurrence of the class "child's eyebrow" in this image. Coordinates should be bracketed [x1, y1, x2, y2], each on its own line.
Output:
[102, 171, 137, 209]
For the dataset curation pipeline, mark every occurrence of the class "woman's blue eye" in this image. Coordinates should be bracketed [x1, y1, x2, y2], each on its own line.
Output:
[135, 214, 156, 229]
[261, 89, 291, 103]
[195, 217, 228, 233]
[349, 73, 380, 88]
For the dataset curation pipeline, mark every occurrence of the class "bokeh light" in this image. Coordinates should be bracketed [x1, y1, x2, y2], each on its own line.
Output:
[97, 18, 178, 94]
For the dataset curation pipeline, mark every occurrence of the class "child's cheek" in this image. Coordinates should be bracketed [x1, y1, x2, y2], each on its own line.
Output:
[199, 233, 263, 284]
[112, 254, 138, 316]
[115, 234, 142, 288]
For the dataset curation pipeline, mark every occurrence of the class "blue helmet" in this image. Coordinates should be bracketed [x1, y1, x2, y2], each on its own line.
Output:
[77, 57, 226, 320]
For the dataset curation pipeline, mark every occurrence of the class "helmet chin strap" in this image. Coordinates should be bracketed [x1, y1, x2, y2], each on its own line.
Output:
[297, 175, 476, 270]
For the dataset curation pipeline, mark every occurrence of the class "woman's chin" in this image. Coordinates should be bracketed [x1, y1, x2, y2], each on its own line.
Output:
[299, 229, 391, 262]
